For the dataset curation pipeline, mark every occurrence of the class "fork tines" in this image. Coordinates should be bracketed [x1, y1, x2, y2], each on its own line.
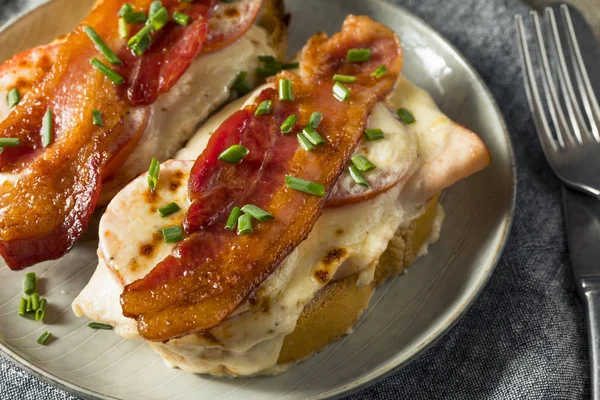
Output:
[515, 5, 600, 150]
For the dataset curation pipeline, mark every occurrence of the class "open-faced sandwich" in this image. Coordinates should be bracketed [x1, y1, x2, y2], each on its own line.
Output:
[73, 15, 491, 376]
[0, 0, 286, 270]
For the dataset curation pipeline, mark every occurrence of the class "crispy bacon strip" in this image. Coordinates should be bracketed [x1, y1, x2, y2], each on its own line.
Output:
[0, 0, 223, 270]
[121, 16, 403, 341]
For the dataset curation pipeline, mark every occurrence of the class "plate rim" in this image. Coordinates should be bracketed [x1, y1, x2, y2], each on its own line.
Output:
[0, 0, 517, 399]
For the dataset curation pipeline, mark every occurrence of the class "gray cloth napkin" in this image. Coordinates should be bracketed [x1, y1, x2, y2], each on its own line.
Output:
[0, 0, 591, 398]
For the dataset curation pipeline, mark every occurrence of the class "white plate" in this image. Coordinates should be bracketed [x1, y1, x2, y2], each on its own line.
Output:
[0, 0, 515, 399]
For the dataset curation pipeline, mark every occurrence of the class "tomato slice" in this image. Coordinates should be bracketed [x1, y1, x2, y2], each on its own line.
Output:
[203, 0, 264, 53]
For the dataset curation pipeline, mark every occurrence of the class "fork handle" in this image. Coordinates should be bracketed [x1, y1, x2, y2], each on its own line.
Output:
[584, 289, 600, 399]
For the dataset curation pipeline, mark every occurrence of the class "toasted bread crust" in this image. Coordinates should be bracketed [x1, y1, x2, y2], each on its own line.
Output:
[257, 0, 288, 59]
[277, 196, 439, 365]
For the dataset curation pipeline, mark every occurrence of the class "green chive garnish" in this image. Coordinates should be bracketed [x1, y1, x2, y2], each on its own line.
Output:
[258, 55, 276, 63]
[371, 65, 388, 78]
[307, 112, 322, 129]
[333, 82, 350, 102]
[225, 206, 242, 230]
[279, 79, 293, 101]
[123, 11, 147, 24]
[333, 74, 357, 84]
[37, 331, 52, 346]
[92, 110, 103, 126]
[90, 58, 124, 84]
[351, 154, 376, 172]
[173, 11, 190, 25]
[241, 204, 274, 221]
[162, 225, 183, 243]
[7, 88, 20, 108]
[280, 114, 298, 134]
[83, 26, 122, 65]
[118, 4, 134, 17]
[255, 100, 272, 116]
[282, 62, 300, 70]
[346, 48, 372, 62]
[218, 144, 249, 164]
[24, 272, 36, 295]
[127, 24, 153, 56]
[35, 298, 47, 321]
[364, 128, 384, 141]
[232, 71, 251, 96]
[237, 213, 253, 235]
[0, 138, 20, 147]
[297, 132, 315, 151]
[31, 293, 40, 311]
[147, 157, 160, 192]
[41, 109, 52, 148]
[26, 296, 32, 312]
[118, 18, 129, 38]
[88, 322, 114, 330]
[349, 165, 370, 187]
[158, 202, 181, 218]
[302, 126, 325, 146]
[18, 298, 26, 317]
[149, 1, 162, 17]
[397, 108, 415, 124]
[285, 175, 325, 197]
[256, 67, 279, 78]
[147, 7, 168, 31]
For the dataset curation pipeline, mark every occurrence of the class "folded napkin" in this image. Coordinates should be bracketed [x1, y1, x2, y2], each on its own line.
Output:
[0, 0, 592, 398]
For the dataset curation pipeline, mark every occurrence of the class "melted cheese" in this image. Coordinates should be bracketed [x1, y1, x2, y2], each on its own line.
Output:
[73, 76, 488, 376]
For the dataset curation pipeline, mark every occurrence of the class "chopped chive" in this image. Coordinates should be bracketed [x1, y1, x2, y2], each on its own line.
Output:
[397, 108, 416, 124]
[162, 225, 183, 243]
[147, 7, 168, 31]
[88, 322, 114, 330]
[147, 157, 160, 192]
[351, 154, 376, 172]
[241, 204, 274, 221]
[282, 62, 300, 70]
[218, 144, 249, 164]
[35, 298, 47, 321]
[349, 165, 370, 187]
[333, 74, 357, 84]
[237, 213, 253, 235]
[7, 88, 20, 108]
[302, 126, 325, 146]
[18, 298, 26, 317]
[92, 110, 103, 126]
[278, 79, 293, 101]
[307, 112, 322, 129]
[371, 64, 388, 78]
[347, 48, 372, 62]
[0, 138, 20, 147]
[364, 128, 384, 141]
[158, 202, 181, 218]
[255, 100, 272, 116]
[24, 272, 36, 295]
[123, 11, 147, 24]
[118, 4, 134, 17]
[41, 109, 52, 148]
[280, 114, 298, 134]
[258, 55, 277, 63]
[220, 0, 238, 3]
[31, 293, 40, 311]
[26, 297, 32, 312]
[173, 11, 190, 25]
[90, 58, 124, 84]
[118, 17, 129, 38]
[297, 132, 315, 151]
[37, 331, 52, 346]
[225, 206, 242, 230]
[333, 82, 350, 102]
[127, 24, 153, 56]
[83, 26, 122, 65]
[232, 71, 251, 96]
[285, 175, 325, 197]
[149, 1, 162, 17]
[256, 66, 279, 78]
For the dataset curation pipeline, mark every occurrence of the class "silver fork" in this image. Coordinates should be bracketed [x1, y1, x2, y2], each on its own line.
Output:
[516, 5, 600, 198]
[516, 5, 600, 397]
